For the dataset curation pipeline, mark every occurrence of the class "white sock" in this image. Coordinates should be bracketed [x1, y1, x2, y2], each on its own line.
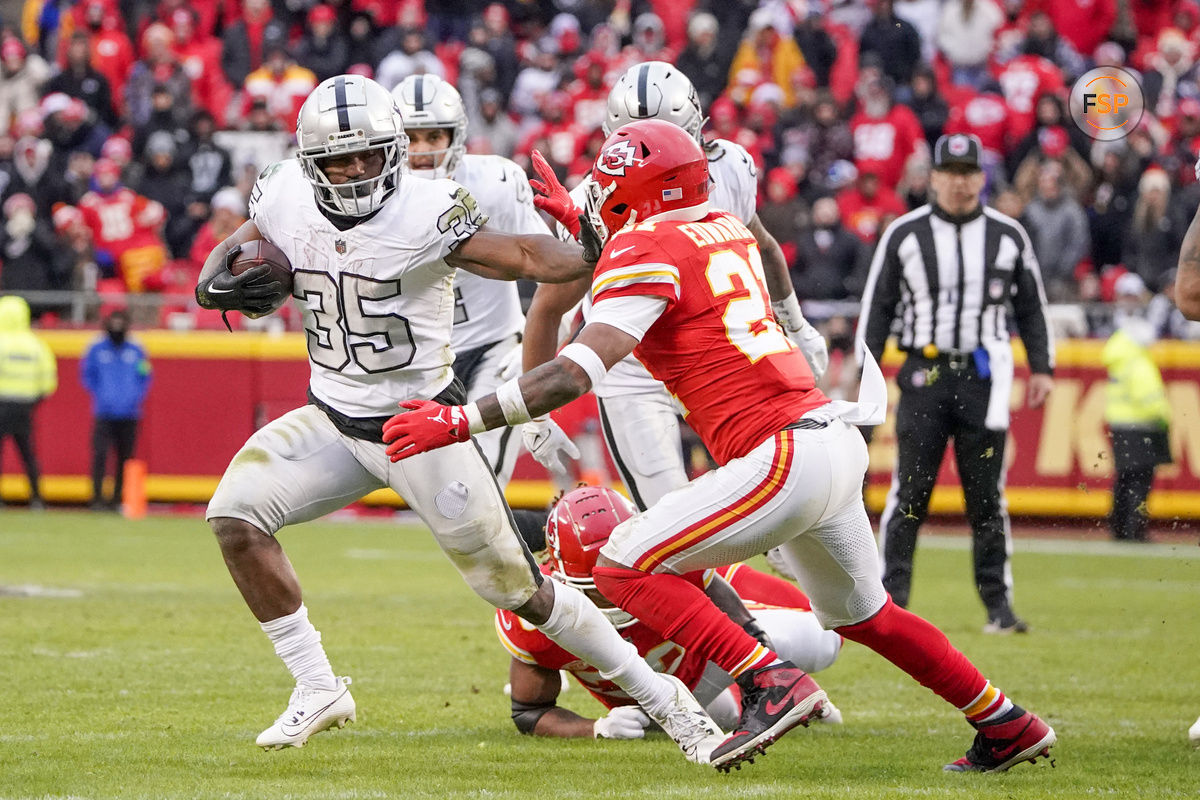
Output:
[536, 583, 674, 716]
[260, 604, 338, 691]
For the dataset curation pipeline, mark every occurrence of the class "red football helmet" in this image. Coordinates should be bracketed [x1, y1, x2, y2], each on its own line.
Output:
[546, 486, 637, 627]
[585, 118, 710, 244]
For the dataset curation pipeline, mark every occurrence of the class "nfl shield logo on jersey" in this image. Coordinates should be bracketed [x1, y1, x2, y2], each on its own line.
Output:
[335, 239, 347, 255]
[989, 278, 1005, 300]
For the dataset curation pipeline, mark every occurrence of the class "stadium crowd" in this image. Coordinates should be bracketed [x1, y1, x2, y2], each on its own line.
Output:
[1, 0, 1200, 340]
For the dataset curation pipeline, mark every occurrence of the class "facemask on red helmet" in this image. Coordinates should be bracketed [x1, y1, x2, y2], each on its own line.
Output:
[585, 119, 710, 245]
[545, 486, 637, 629]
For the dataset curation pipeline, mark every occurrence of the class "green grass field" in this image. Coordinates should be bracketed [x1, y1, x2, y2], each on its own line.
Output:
[1, 510, 1197, 799]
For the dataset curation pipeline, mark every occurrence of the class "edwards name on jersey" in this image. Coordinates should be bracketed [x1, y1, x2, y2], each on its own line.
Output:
[249, 158, 486, 417]
[591, 211, 827, 464]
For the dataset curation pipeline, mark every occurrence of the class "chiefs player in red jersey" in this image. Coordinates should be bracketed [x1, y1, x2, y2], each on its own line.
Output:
[380, 120, 1056, 774]
[496, 486, 843, 740]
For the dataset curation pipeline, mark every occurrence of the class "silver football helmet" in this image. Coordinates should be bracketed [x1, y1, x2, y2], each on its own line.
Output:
[391, 74, 468, 180]
[603, 61, 703, 142]
[296, 74, 408, 217]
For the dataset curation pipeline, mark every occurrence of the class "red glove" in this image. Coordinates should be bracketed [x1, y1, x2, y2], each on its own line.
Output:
[382, 400, 471, 462]
[529, 150, 581, 238]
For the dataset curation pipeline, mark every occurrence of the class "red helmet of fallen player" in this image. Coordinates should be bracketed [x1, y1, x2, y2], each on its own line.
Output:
[546, 486, 637, 626]
[584, 118, 710, 244]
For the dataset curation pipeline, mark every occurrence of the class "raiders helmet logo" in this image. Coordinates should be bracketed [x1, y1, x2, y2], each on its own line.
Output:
[596, 140, 640, 177]
[335, 239, 346, 255]
[948, 135, 970, 156]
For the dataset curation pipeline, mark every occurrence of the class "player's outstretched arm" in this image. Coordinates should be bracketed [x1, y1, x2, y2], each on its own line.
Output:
[381, 324, 637, 461]
[447, 227, 592, 284]
[1178, 201, 1200, 321]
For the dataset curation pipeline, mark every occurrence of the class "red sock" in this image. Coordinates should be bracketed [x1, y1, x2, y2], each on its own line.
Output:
[593, 565, 775, 677]
[835, 597, 987, 709]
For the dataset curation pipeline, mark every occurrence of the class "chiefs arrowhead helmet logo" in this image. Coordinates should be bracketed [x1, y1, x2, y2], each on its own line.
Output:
[596, 139, 640, 177]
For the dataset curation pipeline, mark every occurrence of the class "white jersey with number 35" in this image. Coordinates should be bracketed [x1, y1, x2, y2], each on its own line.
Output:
[563, 138, 759, 397]
[249, 158, 486, 417]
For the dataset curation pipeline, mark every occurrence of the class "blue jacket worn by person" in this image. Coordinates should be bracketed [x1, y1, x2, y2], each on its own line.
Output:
[80, 335, 151, 420]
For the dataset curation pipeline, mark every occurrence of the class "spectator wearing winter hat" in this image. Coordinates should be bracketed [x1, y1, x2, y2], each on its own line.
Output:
[1007, 94, 1091, 177]
[296, 5, 350, 83]
[1023, 160, 1090, 301]
[45, 32, 118, 129]
[904, 65, 950, 149]
[184, 111, 232, 207]
[0, 37, 51, 139]
[41, 93, 110, 174]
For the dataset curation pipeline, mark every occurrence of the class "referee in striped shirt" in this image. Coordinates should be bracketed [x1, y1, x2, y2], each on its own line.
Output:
[855, 133, 1055, 634]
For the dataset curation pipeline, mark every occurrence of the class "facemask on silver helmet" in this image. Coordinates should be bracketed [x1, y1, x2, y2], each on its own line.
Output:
[391, 74, 468, 180]
[603, 61, 704, 143]
[296, 75, 408, 217]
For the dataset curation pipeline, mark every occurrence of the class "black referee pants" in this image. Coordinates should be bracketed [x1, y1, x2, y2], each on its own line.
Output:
[880, 356, 1013, 618]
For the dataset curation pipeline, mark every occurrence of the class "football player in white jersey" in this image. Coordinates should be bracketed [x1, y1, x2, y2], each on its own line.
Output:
[194, 75, 721, 761]
[524, 61, 830, 511]
[391, 74, 576, 542]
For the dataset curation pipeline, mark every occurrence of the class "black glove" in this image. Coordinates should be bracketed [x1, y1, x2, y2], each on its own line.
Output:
[743, 619, 774, 651]
[578, 214, 603, 264]
[196, 245, 285, 317]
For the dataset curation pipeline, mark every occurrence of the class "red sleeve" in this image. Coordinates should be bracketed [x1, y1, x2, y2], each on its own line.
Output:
[717, 563, 812, 611]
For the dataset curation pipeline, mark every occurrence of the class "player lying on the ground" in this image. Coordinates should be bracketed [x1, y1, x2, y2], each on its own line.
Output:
[380, 120, 1057, 773]
[496, 486, 843, 739]
[193, 76, 721, 762]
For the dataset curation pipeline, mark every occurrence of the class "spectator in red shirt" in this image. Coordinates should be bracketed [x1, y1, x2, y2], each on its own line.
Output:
[849, 73, 925, 192]
[837, 168, 908, 245]
[1023, 0, 1116, 59]
[995, 49, 1067, 146]
[78, 158, 168, 292]
[566, 53, 609, 135]
[76, 1, 135, 115]
[169, 8, 230, 127]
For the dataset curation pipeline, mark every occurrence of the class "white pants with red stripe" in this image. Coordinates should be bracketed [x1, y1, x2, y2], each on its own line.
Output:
[600, 419, 887, 629]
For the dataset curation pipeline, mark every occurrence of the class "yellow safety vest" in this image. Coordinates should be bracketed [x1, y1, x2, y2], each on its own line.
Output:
[0, 296, 57, 402]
